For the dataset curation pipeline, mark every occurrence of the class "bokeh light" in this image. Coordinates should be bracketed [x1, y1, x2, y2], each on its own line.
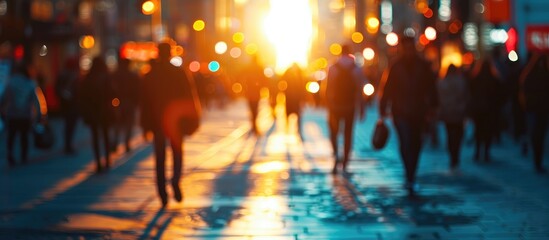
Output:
[363, 83, 374, 96]
[215, 41, 228, 54]
[80, 35, 95, 49]
[306, 81, 320, 94]
[189, 61, 200, 72]
[193, 20, 205, 31]
[245, 43, 258, 55]
[508, 50, 519, 62]
[264, 67, 275, 78]
[425, 26, 437, 40]
[141, 0, 155, 15]
[363, 47, 375, 60]
[233, 32, 245, 44]
[330, 43, 342, 55]
[170, 56, 183, 67]
[208, 61, 220, 72]
[230, 47, 242, 58]
[351, 32, 364, 43]
[386, 32, 399, 46]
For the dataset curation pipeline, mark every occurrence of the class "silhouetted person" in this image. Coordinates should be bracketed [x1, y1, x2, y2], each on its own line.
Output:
[141, 43, 201, 207]
[469, 59, 502, 162]
[283, 63, 306, 137]
[437, 64, 469, 170]
[111, 58, 140, 153]
[519, 53, 549, 173]
[242, 55, 268, 135]
[55, 57, 80, 154]
[79, 57, 114, 173]
[326, 44, 364, 174]
[379, 36, 438, 195]
[0, 61, 41, 166]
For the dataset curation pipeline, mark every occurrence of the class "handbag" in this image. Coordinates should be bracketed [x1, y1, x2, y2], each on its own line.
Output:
[372, 118, 389, 150]
[162, 98, 202, 139]
[34, 121, 55, 149]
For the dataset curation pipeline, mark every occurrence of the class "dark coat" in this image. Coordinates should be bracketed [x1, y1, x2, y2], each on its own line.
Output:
[79, 70, 114, 126]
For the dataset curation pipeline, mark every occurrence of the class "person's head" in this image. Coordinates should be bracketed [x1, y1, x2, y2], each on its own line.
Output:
[11, 61, 30, 78]
[118, 58, 130, 70]
[446, 64, 458, 77]
[89, 56, 107, 74]
[400, 35, 416, 59]
[157, 42, 171, 61]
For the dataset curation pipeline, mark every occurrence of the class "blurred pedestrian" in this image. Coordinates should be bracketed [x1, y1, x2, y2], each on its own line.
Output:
[326, 44, 364, 174]
[379, 36, 438, 195]
[519, 53, 549, 173]
[110, 58, 140, 153]
[437, 64, 469, 170]
[55, 57, 80, 154]
[282, 63, 306, 138]
[0, 61, 42, 166]
[242, 55, 269, 135]
[79, 57, 115, 173]
[141, 43, 201, 207]
[469, 59, 503, 162]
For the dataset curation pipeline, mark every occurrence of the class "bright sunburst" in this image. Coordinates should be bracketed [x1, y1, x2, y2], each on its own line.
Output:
[264, 0, 313, 74]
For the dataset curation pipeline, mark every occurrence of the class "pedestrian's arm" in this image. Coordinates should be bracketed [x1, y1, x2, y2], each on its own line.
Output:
[378, 68, 392, 118]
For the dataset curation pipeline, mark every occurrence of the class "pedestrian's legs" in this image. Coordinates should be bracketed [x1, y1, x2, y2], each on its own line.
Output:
[445, 122, 464, 168]
[6, 119, 17, 166]
[170, 136, 183, 202]
[90, 125, 101, 172]
[395, 119, 422, 186]
[153, 130, 168, 206]
[248, 100, 259, 134]
[531, 113, 548, 172]
[328, 112, 340, 173]
[64, 113, 78, 153]
[124, 114, 134, 152]
[102, 124, 111, 169]
[19, 119, 30, 164]
[342, 112, 355, 171]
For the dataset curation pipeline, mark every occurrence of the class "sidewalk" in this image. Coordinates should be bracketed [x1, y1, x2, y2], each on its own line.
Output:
[0, 98, 548, 239]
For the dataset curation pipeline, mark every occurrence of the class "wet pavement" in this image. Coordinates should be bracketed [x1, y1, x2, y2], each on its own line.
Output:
[1, 98, 549, 239]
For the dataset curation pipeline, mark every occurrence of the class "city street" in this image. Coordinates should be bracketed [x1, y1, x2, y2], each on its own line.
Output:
[1, 98, 549, 239]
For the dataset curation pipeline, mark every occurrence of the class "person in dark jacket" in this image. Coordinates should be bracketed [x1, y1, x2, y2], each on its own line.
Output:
[326, 45, 365, 174]
[1, 62, 42, 166]
[520, 53, 549, 173]
[110, 58, 140, 153]
[55, 57, 80, 154]
[242, 55, 269, 135]
[469, 59, 503, 162]
[79, 56, 114, 173]
[283, 63, 306, 138]
[379, 36, 438, 195]
[141, 43, 201, 207]
[437, 64, 469, 170]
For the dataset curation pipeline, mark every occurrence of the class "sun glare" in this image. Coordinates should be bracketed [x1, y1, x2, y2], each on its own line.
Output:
[264, 0, 313, 74]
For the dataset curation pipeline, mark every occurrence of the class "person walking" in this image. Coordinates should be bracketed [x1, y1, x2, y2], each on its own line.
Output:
[0, 61, 42, 166]
[379, 36, 438, 195]
[55, 57, 80, 154]
[326, 44, 364, 174]
[469, 59, 503, 162]
[437, 64, 469, 170]
[141, 43, 201, 207]
[110, 58, 140, 153]
[79, 56, 115, 173]
[519, 53, 549, 173]
[282, 63, 306, 137]
[242, 55, 269, 135]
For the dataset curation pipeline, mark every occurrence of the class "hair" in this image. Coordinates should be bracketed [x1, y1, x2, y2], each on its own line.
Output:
[11, 61, 30, 77]
[341, 44, 351, 55]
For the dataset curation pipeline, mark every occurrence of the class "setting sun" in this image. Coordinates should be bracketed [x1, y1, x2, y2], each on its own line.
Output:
[264, 0, 313, 74]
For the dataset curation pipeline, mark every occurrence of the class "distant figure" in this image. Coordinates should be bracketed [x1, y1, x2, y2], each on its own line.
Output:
[110, 58, 140, 153]
[437, 64, 469, 170]
[326, 44, 364, 174]
[141, 43, 201, 207]
[55, 58, 80, 154]
[0, 61, 42, 166]
[79, 57, 114, 173]
[282, 63, 306, 137]
[469, 59, 503, 162]
[519, 53, 549, 173]
[242, 55, 269, 135]
[379, 36, 438, 195]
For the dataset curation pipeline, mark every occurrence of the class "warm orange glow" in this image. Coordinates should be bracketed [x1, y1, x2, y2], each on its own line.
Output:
[80, 35, 95, 49]
[366, 17, 380, 34]
[463, 52, 474, 65]
[232, 32, 245, 44]
[245, 43, 258, 55]
[141, 0, 155, 15]
[232, 83, 243, 94]
[423, 8, 434, 18]
[189, 61, 200, 72]
[35, 87, 47, 115]
[278, 80, 288, 91]
[419, 34, 430, 46]
[449, 20, 462, 34]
